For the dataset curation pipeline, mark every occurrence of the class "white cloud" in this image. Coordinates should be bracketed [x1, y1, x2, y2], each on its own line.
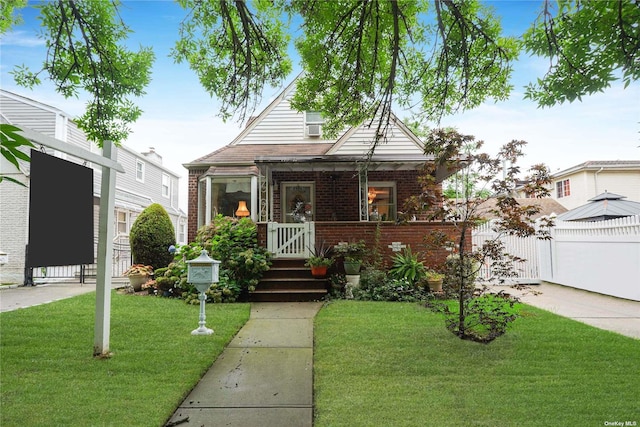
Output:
[123, 115, 241, 211]
[0, 31, 44, 48]
[439, 82, 640, 173]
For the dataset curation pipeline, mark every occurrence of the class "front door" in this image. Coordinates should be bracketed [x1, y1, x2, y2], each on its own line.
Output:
[281, 182, 315, 223]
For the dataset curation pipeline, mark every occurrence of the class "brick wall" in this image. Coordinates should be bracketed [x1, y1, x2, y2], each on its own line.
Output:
[187, 168, 207, 242]
[0, 173, 29, 284]
[190, 168, 437, 243]
[257, 221, 469, 269]
[272, 170, 425, 222]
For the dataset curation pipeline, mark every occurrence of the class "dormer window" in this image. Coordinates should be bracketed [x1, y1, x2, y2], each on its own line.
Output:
[305, 111, 323, 138]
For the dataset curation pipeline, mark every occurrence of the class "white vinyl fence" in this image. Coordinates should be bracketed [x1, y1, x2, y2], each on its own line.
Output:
[539, 215, 640, 301]
[472, 220, 540, 284]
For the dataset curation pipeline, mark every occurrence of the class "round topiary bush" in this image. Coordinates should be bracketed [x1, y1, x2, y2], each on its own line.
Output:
[129, 203, 176, 270]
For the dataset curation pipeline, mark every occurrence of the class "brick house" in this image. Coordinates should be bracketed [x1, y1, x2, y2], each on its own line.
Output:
[184, 80, 462, 299]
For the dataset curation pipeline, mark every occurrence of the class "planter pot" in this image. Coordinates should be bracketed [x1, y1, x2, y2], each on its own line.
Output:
[343, 261, 362, 275]
[345, 274, 360, 299]
[427, 279, 443, 292]
[310, 265, 328, 278]
[345, 274, 360, 288]
[128, 273, 148, 292]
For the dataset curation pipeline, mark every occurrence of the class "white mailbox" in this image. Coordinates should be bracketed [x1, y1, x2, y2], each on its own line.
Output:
[186, 250, 220, 336]
[186, 250, 220, 290]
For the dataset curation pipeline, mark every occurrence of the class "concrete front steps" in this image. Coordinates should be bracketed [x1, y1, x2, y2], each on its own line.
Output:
[250, 258, 328, 302]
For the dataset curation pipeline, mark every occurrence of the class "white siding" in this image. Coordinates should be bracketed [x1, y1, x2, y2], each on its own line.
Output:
[1, 90, 187, 279]
[240, 96, 332, 144]
[234, 82, 424, 158]
[551, 169, 640, 210]
[330, 122, 424, 156]
[0, 94, 57, 135]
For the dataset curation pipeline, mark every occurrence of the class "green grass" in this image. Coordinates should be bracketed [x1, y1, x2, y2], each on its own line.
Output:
[0, 292, 250, 426]
[313, 301, 640, 427]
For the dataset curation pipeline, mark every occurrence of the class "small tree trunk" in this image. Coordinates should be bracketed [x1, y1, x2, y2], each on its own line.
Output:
[457, 227, 467, 336]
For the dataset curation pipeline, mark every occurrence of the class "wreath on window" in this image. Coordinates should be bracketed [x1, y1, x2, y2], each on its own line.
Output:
[290, 194, 312, 222]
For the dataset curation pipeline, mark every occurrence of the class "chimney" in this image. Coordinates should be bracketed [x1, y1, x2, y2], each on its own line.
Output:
[142, 146, 162, 165]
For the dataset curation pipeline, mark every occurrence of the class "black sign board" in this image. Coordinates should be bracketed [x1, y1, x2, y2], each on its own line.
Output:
[26, 150, 94, 267]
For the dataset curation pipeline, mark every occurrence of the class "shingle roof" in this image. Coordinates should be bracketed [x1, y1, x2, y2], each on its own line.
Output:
[477, 198, 568, 220]
[185, 143, 335, 166]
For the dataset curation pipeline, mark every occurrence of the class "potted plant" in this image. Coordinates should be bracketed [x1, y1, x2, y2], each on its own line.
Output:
[305, 241, 334, 278]
[426, 270, 445, 292]
[334, 240, 366, 275]
[123, 264, 154, 291]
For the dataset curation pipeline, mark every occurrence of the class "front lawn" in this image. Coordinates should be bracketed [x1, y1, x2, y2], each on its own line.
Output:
[314, 301, 639, 426]
[0, 292, 250, 426]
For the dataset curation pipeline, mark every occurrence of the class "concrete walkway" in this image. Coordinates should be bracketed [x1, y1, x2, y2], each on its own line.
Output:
[0, 279, 126, 313]
[166, 302, 323, 427]
[492, 282, 640, 339]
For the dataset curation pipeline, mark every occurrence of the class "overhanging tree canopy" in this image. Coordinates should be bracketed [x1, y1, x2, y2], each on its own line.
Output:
[4, 0, 639, 143]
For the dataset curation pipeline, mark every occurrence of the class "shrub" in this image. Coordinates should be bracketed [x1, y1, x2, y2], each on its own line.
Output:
[153, 242, 242, 303]
[327, 273, 347, 299]
[196, 215, 271, 294]
[129, 203, 175, 270]
[427, 292, 520, 343]
[355, 268, 429, 302]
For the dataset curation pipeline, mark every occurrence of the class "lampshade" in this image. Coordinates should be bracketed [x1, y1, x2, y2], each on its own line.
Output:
[235, 200, 250, 217]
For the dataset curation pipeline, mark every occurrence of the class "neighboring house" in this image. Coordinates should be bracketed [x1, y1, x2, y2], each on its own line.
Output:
[184, 79, 461, 301]
[0, 89, 187, 284]
[542, 160, 640, 210]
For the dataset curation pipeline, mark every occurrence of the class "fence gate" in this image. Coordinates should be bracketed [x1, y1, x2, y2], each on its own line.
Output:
[267, 222, 314, 258]
[472, 220, 540, 284]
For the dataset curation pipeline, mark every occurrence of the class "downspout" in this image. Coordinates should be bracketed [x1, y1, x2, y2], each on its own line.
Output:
[594, 167, 604, 197]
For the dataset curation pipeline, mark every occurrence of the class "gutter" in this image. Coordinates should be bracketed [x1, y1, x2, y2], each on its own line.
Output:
[594, 167, 604, 196]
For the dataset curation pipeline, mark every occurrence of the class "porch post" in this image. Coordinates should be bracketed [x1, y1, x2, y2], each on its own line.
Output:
[251, 175, 259, 222]
[358, 165, 369, 221]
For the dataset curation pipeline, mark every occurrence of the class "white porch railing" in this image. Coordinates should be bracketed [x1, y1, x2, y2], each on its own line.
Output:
[267, 222, 315, 258]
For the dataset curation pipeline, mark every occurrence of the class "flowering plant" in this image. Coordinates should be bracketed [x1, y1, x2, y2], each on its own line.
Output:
[123, 264, 154, 276]
[141, 279, 157, 290]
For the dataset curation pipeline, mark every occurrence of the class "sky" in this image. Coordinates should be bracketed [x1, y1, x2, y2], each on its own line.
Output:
[1, 1, 639, 212]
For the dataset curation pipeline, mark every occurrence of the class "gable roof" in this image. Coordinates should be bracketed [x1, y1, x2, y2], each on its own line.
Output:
[185, 78, 430, 168]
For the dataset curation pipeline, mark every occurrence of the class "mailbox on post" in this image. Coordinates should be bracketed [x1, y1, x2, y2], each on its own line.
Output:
[186, 250, 220, 335]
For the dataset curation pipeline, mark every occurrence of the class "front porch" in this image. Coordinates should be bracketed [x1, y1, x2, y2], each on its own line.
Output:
[251, 220, 464, 301]
[257, 221, 460, 267]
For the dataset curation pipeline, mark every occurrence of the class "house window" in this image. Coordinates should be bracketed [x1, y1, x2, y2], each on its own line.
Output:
[556, 179, 570, 198]
[282, 182, 314, 223]
[210, 177, 252, 219]
[305, 111, 323, 138]
[136, 159, 145, 182]
[116, 210, 129, 235]
[162, 173, 171, 198]
[198, 178, 208, 228]
[367, 182, 396, 221]
[178, 221, 186, 244]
